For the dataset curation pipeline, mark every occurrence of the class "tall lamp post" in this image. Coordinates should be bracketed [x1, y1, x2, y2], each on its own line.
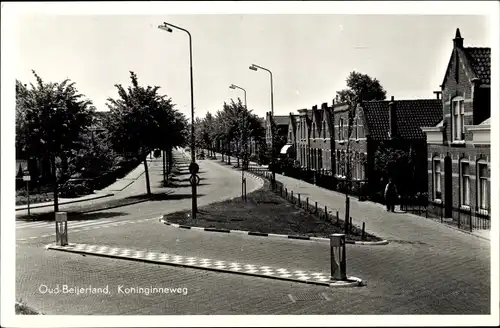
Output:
[249, 63, 275, 189]
[159, 22, 198, 219]
[229, 84, 248, 198]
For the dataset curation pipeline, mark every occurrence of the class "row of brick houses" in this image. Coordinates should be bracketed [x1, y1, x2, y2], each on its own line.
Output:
[261, 28, 490, 226]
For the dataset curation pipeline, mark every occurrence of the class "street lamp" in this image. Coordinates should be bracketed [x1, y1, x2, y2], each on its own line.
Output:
[229, 84, 248, 199]
[159, 22, 198, 219]
[249, 63, 275, 189]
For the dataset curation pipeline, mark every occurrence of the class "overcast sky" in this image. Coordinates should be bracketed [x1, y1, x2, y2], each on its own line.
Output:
[12, 5, 495, 121]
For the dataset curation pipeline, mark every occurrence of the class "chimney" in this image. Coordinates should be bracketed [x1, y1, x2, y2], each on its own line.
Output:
[388, 96, 397, 139]
[453, 28, 464, 49]
[321, 102, 328, 110]
[312, 105, 318, 111]
[433, 91, 442, 100]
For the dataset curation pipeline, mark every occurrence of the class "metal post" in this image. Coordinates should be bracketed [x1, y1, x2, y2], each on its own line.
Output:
[159, 22, 197, 219]
[291, 190, 294, 204]
[330, 233, 347, 281]
[55, 212, 68, 246]
[325, 206, 328, 221]
[26, 180, 30, 216]
[298, 194, 301, 207]
[362, 222, 366, 241]
[306, 197, 309, 211]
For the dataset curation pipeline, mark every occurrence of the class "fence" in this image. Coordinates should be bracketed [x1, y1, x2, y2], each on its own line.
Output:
[426, 201, 491, 231]
[246, 166, 371, 240]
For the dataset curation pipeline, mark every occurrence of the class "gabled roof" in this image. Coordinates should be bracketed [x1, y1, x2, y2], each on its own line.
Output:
[361, 99, 443, 140]
[273, 115, 290, 126]
[441, 29, 491, 87]
[464, 47, 491, 84]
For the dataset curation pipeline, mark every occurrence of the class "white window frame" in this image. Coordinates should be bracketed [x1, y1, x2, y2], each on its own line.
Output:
[477, 161, 489, 212]
[460, 159, 470, 208]
[452, 97, 465, 141]
[433, 158, 442, 201]
[339, 118, 344, 140]
[354, 117, 358, 140]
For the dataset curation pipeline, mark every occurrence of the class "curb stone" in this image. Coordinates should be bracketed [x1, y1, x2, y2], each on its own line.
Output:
[45, 243, 365, 288]
[159, 219, 389, 245]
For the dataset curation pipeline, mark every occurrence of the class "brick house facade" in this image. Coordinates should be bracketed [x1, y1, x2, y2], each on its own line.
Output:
[360, 97, 443, 196]
[422, 28, 491, 221]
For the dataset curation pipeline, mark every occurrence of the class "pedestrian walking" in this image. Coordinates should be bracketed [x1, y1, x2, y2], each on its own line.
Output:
[384, 178, 398, 212]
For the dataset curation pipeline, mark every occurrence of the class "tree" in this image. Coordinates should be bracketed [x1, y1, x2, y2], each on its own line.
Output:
[106, 71, 187, 195]
[374, 142, 417, 199]
[16, 71, 95, 213]
[336, 71, 387, 227]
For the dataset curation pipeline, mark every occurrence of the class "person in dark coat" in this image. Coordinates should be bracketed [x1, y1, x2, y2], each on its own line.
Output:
[384, 178, 398, 212]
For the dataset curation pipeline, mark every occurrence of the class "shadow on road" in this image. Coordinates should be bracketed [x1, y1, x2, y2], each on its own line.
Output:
[125, 193, 204, 201]
[168, 183, 210, 188]
[16, 211, 129, 222]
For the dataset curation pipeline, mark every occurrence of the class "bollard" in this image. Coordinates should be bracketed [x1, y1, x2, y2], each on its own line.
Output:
[315, 201, 318, 213]
[306, 198, 309, 211]
[330, 234, 347, 281]
[55, 212, 68, 246]
[362, 222, 366, 241]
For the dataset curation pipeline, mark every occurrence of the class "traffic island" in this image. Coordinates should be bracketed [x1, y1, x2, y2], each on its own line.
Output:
[45, 243, 365, 288]
[161, 186, 385, 244]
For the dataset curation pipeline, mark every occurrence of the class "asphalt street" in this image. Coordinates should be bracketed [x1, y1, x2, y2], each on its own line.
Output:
[15, 152, 492, 315]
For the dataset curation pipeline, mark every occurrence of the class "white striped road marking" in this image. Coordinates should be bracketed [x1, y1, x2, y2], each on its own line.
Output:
[46, 243, 334, 285]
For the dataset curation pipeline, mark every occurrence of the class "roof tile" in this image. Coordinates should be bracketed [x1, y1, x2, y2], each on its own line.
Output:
[362, 99, 443, 140]
[464, 47, 491, 84]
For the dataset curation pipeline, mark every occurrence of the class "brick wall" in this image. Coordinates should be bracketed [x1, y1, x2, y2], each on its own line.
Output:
[441, 49, 474, 144]
[427, 143, 490, 219]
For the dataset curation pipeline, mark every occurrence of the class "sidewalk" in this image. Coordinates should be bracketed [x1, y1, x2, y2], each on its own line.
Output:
[15, 151, 173, 217]
[211, 153, 490, 242]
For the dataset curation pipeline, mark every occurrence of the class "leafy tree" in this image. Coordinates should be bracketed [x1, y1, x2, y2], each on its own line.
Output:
[336, 71, 387, 104]
[374, 143, 417, 198]
[106, 71, 187, 195]
[16, 71, 95, 212]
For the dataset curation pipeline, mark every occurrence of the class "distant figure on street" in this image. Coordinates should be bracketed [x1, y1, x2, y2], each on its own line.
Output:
[384, 178, 398, 212]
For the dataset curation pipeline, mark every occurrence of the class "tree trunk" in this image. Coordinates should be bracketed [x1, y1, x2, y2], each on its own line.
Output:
[51, 156, 59, 214]
[143, 151, 151, 195]
[162, 149, 166, 182]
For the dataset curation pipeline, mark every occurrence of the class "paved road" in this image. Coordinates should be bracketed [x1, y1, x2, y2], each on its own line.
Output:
[15, 152, 492, 315]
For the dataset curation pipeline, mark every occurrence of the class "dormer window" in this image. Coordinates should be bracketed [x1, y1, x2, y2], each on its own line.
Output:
[452, 96, 464, 141]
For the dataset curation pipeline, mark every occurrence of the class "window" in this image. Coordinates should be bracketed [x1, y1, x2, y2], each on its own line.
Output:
[452, 97, 464, 141]
[339, 118, 344, 140]
[460, 160, 470, 207]
[354, 117, 358, 140]
[433, 159, 442, 200]
[478, 162, 489, 211]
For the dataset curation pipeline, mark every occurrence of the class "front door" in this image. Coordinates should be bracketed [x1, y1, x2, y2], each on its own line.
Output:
[444, 156, 452, 217]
